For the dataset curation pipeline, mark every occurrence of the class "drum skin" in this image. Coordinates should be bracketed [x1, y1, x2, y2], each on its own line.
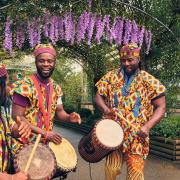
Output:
[78, 119, 124, 163]
[49, 138, 77, 173]
[14, 143, 57, 180]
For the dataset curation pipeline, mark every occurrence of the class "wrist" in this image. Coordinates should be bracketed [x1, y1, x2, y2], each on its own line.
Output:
[103, 107, 110, 115]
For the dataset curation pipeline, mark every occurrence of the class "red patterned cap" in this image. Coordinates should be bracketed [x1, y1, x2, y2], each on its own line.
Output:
[120, 43, 141, 59]
[0, 64, 8, 77]
[34, 44, 57, 58]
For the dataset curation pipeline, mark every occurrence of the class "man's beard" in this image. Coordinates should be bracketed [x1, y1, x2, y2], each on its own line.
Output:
[36, 67, 55, 79]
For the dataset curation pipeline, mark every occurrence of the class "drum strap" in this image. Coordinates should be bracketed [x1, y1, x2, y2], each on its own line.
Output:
[30, 74, 53, 134]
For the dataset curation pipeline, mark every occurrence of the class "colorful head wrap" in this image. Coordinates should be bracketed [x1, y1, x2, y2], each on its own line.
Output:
[0, 64, 8, 77]
[120, 43, 140, 59]
[34, 44, 57, 58]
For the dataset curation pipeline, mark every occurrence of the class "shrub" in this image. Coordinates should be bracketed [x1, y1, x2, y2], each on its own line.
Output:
[78, 108, 92, 118]
[150, 115, 180, 139]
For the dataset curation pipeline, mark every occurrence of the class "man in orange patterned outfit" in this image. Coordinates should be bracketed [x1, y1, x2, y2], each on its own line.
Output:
[95, 43, 166, 180]
[11, 44, 81, 144]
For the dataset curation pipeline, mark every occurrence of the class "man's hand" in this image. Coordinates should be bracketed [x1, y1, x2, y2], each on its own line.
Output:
[11, 171, 29, 180]
[137, 125, 150, 138]
[103, 108, 117, 120]
[69, 112, 81, 124]
[16, 116, 31, 139]
[45, 131, 62, 144]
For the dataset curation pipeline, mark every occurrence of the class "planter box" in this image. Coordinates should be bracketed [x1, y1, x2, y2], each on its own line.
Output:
[150, 136, 180, 161]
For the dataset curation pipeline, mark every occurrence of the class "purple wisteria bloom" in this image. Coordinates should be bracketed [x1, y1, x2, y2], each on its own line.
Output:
[16, 23, 25, 49]
[77, 11, 90, 43]
[95, 16, 105, 44]
[123, 19, 132, 45]
[3, 16, 13, 53]
[131, 20, 138, 43]
[64, 12, 75, 43]
[138, 26, 145, 47]
[87, 13, 96, 45]
[43, 12, 51, 38]
[113, 17, 123, 45]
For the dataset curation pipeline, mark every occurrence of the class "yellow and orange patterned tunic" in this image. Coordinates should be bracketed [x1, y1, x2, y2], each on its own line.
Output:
[0, 117, 20, 172]
[96, 69, 165, 159]
[11, 76, 63, 142]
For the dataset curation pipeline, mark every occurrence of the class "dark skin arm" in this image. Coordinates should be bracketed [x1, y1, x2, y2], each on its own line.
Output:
[12, 102, 81, 144]
[138, 95, 166, 137]
[55, 104, 81, 124]
[95, 92, 166, 137]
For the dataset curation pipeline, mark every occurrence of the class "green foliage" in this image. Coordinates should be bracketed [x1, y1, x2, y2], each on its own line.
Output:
[78, 108, 92, 118]
[150, 115, 180, 138]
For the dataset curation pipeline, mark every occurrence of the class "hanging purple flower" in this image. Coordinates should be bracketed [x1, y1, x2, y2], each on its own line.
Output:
[95, 16, 105, 44]
[49, 16, 56, 44]
[3, 16, 13, 52]
[87, 13, 96, 45]
[28, 20, 34, 48]
[77, 11, 90, 43]
[43, 12, 51, 38]
[16, 23, 25, 49]
[123, 19, 132, 45]
[113, 17, 124, 45]
[138, 26, 145, 47]
[64, 12, 74, 43]
[131, 20, 138, 43]
[53, 16, 60, 42]
[28, 18, 41, 48]
[87, 0, 92, 8]
[58, 18, 64, 40]
[145, 30, 152, 54]
[103, 15, 115, 44]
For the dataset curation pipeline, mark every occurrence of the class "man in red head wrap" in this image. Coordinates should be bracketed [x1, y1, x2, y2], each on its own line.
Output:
[95, 43, 166, 180]
[0, 64, 31, 180]
[11, 44, 81, 145]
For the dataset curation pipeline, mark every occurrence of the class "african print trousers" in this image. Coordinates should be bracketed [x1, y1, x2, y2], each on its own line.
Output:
[105, 150, 144, 180]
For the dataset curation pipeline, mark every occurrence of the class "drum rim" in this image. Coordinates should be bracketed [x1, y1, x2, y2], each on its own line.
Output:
[93, 119, 124, 150]
[14, 143, 57, 180]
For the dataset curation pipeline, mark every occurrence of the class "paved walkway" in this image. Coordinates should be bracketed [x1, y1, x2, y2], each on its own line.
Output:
[53, 125, 180, 180]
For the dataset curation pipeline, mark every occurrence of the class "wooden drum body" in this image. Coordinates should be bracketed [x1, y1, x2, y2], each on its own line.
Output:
[14, 143, 57, 180]
[78, 119, 124, 163]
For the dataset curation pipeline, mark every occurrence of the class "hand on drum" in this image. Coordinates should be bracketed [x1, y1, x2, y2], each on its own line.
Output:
[45, 131, 62, 144]
[69, 112, 81, 124]
[11, 171, 29, 180]
[16, 116, 31, 139]
[103, 108, 117, 120]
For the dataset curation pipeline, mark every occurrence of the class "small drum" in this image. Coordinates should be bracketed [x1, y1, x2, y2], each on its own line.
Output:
[14, 143, 57, 180]
[78, 119, 124, 163]
[49, 138, 77, 174]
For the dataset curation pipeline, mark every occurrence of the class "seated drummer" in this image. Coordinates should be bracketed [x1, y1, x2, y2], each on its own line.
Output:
[11, 44, 81, 145]
[0, 64, 31, 180]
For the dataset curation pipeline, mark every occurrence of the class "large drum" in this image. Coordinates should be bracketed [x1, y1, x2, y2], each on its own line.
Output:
[78, 119, 124, 163]
[14, 143, 57, 180]
[49, 138, 77, 175]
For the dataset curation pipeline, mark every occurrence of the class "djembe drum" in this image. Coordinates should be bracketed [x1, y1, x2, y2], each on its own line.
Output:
[49, 138, 77, 178]
[14, 143, 57, 180]
[78, 119, 124, 163]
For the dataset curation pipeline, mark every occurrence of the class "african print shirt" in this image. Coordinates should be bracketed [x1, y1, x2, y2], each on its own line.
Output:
[96, 69, 165, 159]
[0, 117, 20, 172]
[11, 75, 63, 142]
